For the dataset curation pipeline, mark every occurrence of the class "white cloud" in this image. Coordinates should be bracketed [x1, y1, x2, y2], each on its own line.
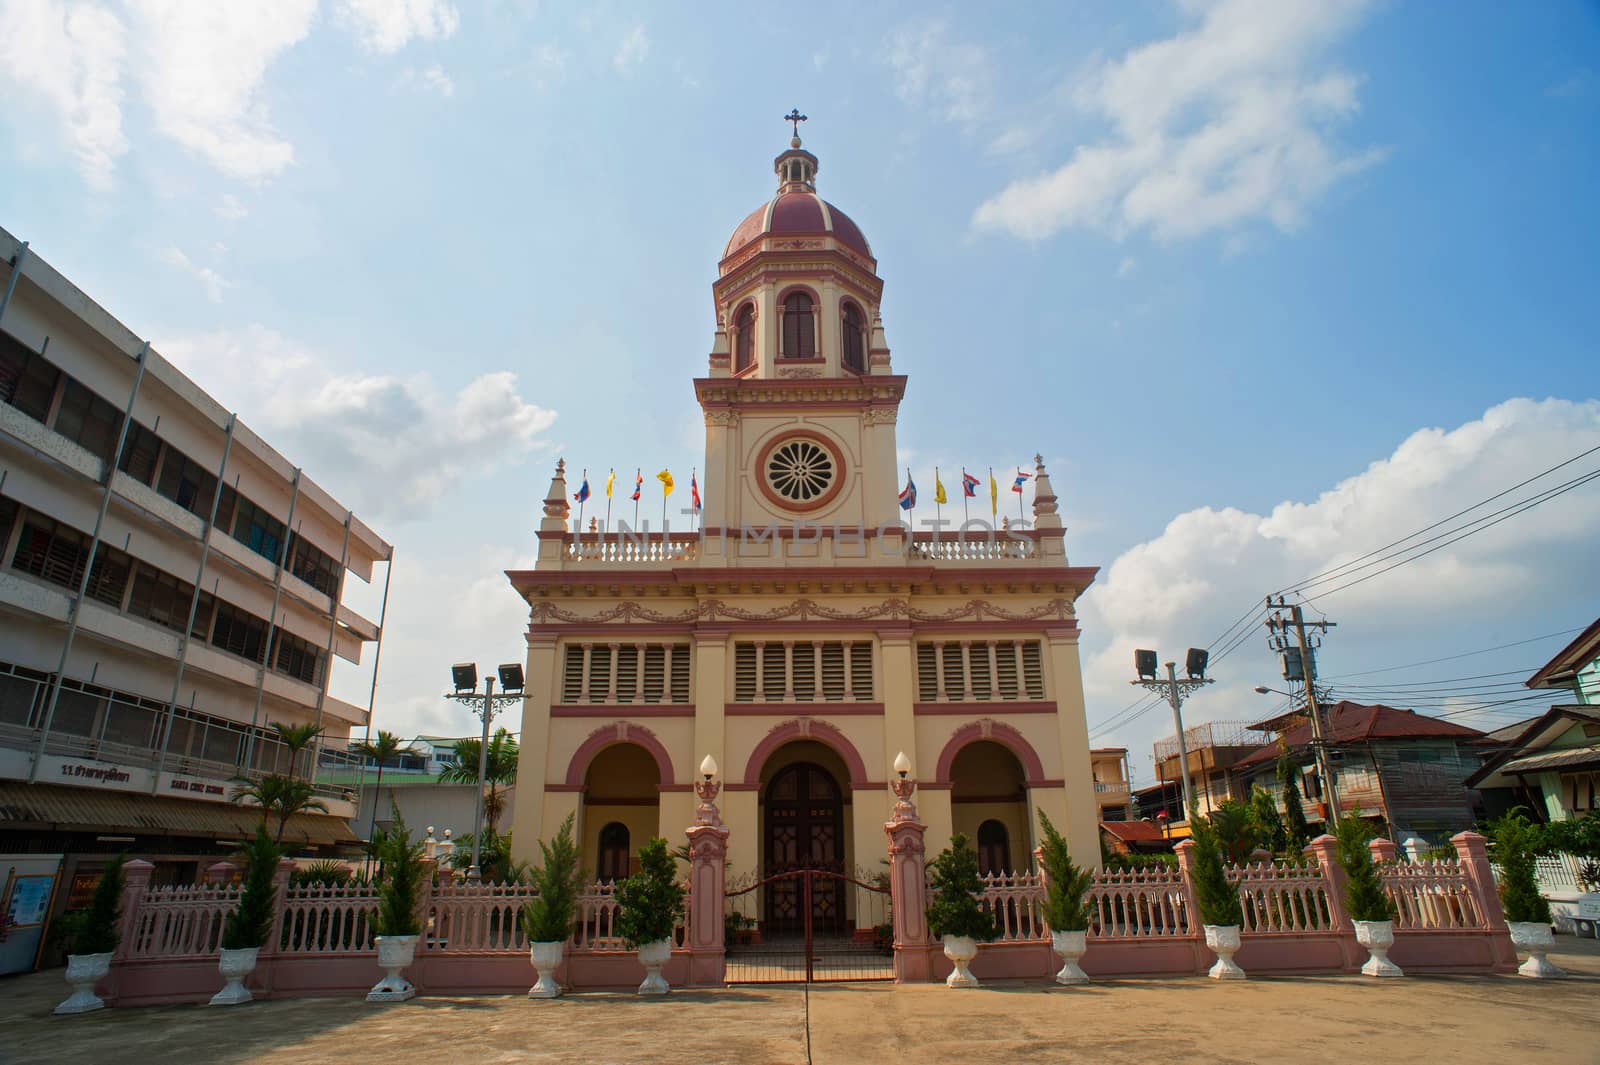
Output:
[338, 0, 459, 54]
[527, 42, 568, 88]
[974, 0, 1383, 243]
[160, 246, 232, 303]
[0, 0, 128, 187]
[885, 20, 990, 125]
[213, 193, 248, 220]
[1115, 256, 1137, 279]
[158, 324, 558, 519]
[613, 24, 648, 73]
[402, 63, 454, 96]
[1080, 398, 1600, 769]
[128, 0, 317, 182]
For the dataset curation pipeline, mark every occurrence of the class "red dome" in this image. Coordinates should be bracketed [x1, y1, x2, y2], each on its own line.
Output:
[724, 190, 873, 262]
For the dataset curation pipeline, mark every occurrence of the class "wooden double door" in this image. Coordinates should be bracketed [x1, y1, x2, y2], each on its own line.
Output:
[763, 762, 846, 936]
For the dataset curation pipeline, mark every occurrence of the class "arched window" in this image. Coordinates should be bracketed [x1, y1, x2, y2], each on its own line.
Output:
[977, 819, 1010, 876]
[841, 302, 865, 373]
[597, 821, 631, 882]
[782, 293, 815, 358]
[734, 304, 755, 372]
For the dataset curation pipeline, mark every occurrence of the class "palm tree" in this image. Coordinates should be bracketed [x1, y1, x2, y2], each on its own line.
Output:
[232, 775, 329, 843]
[438, 728, 519, 827]
[353, 730, 405, 846]
[272, 721, 325, 782]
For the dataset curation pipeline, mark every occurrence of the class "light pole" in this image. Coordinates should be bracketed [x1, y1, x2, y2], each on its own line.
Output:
[1131, 648, 1214, 821]
[445, 662, 526, 882]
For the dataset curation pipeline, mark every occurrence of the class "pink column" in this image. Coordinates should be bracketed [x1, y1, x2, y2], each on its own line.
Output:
[884, 775, 936, 982]
[1173, 840, 1208, 973]
[106, 858, 155, 1005]
[1307, 833, 1362, 970]
[255, 857, 297, 998]
[685, 773, 730, 987]
[1452, 830, 1518, 971]
[205, 861, 238, 885]
[1368, 838, 1399, 865]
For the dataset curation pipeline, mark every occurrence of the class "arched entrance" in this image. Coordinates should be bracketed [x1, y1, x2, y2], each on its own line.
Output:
[950, 740, 1030, 874]
[758, 740, 852, 935]
[582, 743, 660, 882]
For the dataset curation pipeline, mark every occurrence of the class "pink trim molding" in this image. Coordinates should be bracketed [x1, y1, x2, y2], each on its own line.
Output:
[740, 717, 871, 787]
[564, 722, 677, 787]
[934, 719, 1049, 785]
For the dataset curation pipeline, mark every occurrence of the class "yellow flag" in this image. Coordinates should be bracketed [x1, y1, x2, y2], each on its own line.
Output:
[934, 470, 947, 505]
[605, 469, 615, 498]
[988, 470, 998, 516]
[657, 469, 674, 496]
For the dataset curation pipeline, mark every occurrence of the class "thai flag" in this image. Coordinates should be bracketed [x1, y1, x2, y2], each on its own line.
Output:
[631, 471, 642, 502]
[691, 473, 702, 511]
[573, 478, 590, 503]
[898, 475, 917, 510]
[1012, 470, 1031, 494]
[961, 472, 980, 497]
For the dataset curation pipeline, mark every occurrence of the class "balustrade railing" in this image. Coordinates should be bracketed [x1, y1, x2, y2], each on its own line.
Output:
[563, 534, 699, 564]
[1226, 860, 1334, 933]
[429, 880, 535, 952]
[1380, 859, 1485, 930]
[126, 884, 241, 959]
[280, 882, 378, 954]
[907, 533, 1037, 561]
[976, 871, 1047, 942]
[1087, 866, 1190, 939]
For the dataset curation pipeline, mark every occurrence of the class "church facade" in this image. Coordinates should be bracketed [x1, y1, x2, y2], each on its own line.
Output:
[507, 132, 1101, 903]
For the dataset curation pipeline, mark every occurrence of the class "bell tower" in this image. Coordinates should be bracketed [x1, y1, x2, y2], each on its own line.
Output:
[696, 119, 906, 550]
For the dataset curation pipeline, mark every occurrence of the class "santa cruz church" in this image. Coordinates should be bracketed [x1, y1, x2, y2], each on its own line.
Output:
[507, 127, 1102, 915]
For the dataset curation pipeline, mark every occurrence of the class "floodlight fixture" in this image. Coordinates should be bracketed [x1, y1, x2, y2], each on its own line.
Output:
[1185, 647, 1209, 680]
[1134, 649, 1158, 681]
[451, 662, 478, 692]
[498, 663, 525, 692]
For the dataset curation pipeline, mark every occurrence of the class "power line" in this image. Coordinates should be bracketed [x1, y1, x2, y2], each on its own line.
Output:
[1273, 443, 1600, 598]
[1320, 627, 1585, 679]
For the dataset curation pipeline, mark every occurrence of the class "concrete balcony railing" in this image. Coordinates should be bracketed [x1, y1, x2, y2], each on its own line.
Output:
[552, 529, 1054, 566]
[1093, 780, 1131, 796]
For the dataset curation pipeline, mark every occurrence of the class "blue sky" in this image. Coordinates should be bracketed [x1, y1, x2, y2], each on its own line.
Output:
[3, 1, 1597, 788]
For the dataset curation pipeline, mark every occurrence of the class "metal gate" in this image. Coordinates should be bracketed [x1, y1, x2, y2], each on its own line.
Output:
[724, 867, 893, 983]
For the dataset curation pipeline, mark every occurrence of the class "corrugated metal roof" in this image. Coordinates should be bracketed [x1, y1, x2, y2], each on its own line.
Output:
[0, 782, 357, 846]
[1499, 744, 1600, 774]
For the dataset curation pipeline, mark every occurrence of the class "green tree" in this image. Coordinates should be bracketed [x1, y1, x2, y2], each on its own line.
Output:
[231, 774, 328, 844]
[925, 833, 1000, 942]
[271, 721, 325, 782]
[1277, 748, 1310, 852]
[522, 814, 583, 943]
[1208, 798, 1262, 865]
[1188, 816, 1244, 928]
[223, 825, 282, 950]
[353, 729, 405, 845]
[1335, 813, 1394, 923]
[59, 854, 126, 955]
[1248, 786, 1286, 854]
[1491, 808, 1552, 925]
[1037, 812, 1093, 932]
[439, 728, 519, 824]
[615, 837, 683, 948]
[373, 804, 425, 937]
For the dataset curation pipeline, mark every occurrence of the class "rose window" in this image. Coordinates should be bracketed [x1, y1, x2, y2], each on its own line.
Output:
[765, 438, 837, 504]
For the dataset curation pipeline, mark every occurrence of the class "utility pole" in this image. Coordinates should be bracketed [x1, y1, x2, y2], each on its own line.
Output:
[445, 663, 526, 882]
[1132, 649, 1215, 820]
[1265, 597, 1342, 823]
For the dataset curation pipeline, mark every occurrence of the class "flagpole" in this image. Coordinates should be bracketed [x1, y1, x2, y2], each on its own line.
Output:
[961, 467, 970, 525]
[934, 465, 942, 528]
[692, 466, 699, 533]
[906, 466, 914, 531]
[577, 467, 587, 533]
[1018, 469, 1026, 523]
[988, 466, 996, 521]
[604, 468, 613, 534]
[633, 468, 640, 528]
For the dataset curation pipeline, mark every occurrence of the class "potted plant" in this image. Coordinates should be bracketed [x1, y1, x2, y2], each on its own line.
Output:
[1038, 811, 1093, 985]
[614, 836, 683, 995]
[211, 826, 281, 1005]
[53, 854, 126, 1015]
[1491, 809, 1563, 978]
[521, 814, 581, 999]
[925, 833, 999, 988]
[1335, 814, 1401, 977]
[368, 807, 425, 1002]
[1189, 816, 1246, 979]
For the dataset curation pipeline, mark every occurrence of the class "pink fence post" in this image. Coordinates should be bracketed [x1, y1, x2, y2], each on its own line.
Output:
[106, 859, 155, 1005]
[685, 767, 730, 987]
[884, 772, 936, 982]
[256, 857, 296, 997]
[1172, 840, 1208, 973]
[1369, 838, 1398, 865]
[205, 861, 239, 885]
[1307, 833, 1362, 970]
[1451, 830, 1517, 971]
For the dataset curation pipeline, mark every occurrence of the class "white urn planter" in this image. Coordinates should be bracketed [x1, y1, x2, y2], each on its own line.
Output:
[209, 947, 261, 1005]
[1354, 920, 1403, 978]
[1508, 922, 1565, 979]
[528, 940, 565, 999]
[636, 938, 673, 995]
[367, 934, 420, 1002]
[54, 952, 113, 1015]
[1050, 929, 1089, 985]
[1203, 924, 1246, 980]
[942, 935, 980, 988]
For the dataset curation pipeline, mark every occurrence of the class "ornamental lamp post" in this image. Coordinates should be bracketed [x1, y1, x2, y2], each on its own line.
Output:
[444, 662, 527, 882]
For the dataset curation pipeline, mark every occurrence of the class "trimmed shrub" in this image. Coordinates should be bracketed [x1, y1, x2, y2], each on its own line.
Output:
[925, 833, 1000, 942]
[223, 826, 282, 950]
[59, 854, 126, 955]
[614, 837, 683, 948]
[1335, 814, 1394, 923]
[1038, 811, 1092, 932]
[1189, 816, 1244, 928]
[1492, 809, 1552, 925]
[373, 805, 425, 937]
[521, 814, 583, 943]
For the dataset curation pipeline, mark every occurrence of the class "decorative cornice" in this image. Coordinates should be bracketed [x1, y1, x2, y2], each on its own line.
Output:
[525, 596, 1081, 626]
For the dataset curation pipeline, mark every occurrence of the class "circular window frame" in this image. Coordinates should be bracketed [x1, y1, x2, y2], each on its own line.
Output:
[756, 430, 846, 513]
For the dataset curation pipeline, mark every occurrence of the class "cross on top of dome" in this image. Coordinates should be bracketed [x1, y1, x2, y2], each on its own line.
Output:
[784, 108, 807, 147]
[775, 110, 818, 192]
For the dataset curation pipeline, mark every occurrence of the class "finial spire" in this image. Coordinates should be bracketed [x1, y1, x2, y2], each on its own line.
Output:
[784, 108, 807, 147]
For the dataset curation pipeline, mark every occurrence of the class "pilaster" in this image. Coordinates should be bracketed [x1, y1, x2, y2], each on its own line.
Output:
[510, 635, 559, 863]
[1044, 632, 1100, 869]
